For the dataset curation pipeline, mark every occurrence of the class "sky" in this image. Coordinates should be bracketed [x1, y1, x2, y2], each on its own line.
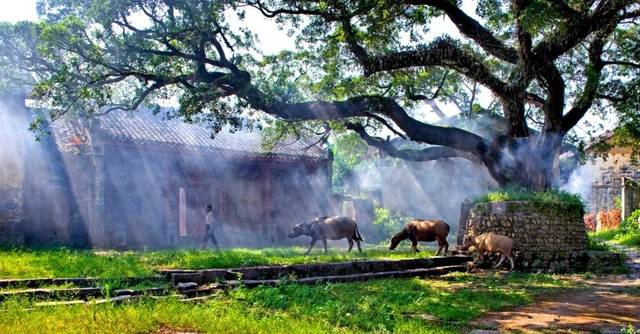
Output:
[0, 1, 38, 23]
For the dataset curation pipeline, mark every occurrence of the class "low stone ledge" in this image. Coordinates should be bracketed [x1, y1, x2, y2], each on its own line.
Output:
[0, 276, 163, 289]
[165, 256, 472, 285]
[226, 265, 467, 288]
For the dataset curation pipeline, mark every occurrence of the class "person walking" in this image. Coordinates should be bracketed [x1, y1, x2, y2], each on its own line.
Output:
[202, 204, 220, 250]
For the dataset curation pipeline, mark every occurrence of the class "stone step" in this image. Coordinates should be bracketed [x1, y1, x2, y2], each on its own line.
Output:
[0, 286, 167, 302]
[164, 255, 472, 285]
[0, 276, 163, 289]
[0, 287, 104, 302]
[225, 265, 467, 288]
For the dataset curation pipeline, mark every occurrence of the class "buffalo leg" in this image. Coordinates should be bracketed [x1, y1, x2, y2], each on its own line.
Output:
[356, 239, 362, 253]
[322, 239, 328, 253]
[494, 253, 506, 269]
[436, 238, 449, 256]
[435, 243, 443, 256]
[347, 238, 354, 252]
[410, 236, 419, 252]
[474, 250, 484, 263]
[507, 255, 515, 271]
[305, 238, 317, 255]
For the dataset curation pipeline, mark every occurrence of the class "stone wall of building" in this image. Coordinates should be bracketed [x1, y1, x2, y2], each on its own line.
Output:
[587, 147, 640, 216]
[464, 201, 588, 272]
[0, 95, 27, 246]
[590, 166, 640, 213]
[0, 188, 24, 246]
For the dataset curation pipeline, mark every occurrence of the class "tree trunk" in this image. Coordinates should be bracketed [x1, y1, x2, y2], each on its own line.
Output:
[487, 132, 564, 190]
[500, 96, 529, 138]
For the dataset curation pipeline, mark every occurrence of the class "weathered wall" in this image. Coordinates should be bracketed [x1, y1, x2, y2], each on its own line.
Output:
[588, 149, 640, 215]
[463, 201, 588, 272]
[0, 95, 27, 246]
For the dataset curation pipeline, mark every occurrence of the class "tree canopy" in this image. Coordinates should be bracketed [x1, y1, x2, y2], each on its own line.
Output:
[1, 0, 639, 189]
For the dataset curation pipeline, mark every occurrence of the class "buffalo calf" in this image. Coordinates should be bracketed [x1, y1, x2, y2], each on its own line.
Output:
[463, 232, 515, 271]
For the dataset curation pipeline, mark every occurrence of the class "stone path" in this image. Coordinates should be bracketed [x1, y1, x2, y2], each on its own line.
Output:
[470, 243, 640, 334]
[608, 242, 640, 280]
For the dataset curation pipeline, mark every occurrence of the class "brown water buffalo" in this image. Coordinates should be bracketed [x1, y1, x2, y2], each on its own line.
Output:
[463, 232, 515, 270]
[288, 216, 363, 254]
[389, 219, 450, 255]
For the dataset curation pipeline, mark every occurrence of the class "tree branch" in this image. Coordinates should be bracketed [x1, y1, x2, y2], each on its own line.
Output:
[603, 60, 640, 68]
[355, 37, 508, 96]
[561, 28, 612, 132]
[405, 0, 518, 63]
[345, 122, 479, 162]
[534, 0, 630, 61]
[525, 93, 545, 108]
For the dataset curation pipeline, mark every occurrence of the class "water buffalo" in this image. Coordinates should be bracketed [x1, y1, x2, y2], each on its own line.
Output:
[288, 216, 363, 254]
[389, 219, 450, 255]
[463, 232, 515, 270]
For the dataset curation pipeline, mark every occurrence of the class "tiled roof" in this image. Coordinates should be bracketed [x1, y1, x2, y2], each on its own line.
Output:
[51, 109, 328, 162]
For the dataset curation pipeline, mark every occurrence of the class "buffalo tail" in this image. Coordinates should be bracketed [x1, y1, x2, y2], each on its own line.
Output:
[353, 224, 363, 242]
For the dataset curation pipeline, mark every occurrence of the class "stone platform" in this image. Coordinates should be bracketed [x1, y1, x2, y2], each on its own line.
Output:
[460, 201, 624, 272]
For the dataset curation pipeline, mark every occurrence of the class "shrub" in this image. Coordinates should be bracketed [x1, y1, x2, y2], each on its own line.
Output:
[621, 209, 640, 232]
[370, 207, 409, 244]
[474, 186, 585, 211]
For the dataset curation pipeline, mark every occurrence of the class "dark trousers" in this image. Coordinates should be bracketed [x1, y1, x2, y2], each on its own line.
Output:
[202, 229, 219, 249]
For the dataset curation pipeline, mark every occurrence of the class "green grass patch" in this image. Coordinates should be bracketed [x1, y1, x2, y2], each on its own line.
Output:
[0, 272, 574, 334]
[474, 186, 585, 210]
[591, 210, 640, 248]
[591, 229, 640, 248]
[586, 234, 613, 251]
[0, 246, 434, 279]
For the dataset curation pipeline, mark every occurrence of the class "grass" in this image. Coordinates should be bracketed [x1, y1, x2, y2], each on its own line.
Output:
[591, 210, 640, 248]
[474, 186, 585, 210]
[0, 246, 435, 279]
[586, 234, 613, 251]
[0, 272, 575, 334]
[591, 229, 640, 248]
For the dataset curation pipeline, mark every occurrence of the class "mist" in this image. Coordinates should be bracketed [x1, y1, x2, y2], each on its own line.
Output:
[562, 163, 597, 209]
[345, 155, 497, 235]
[0, 95, 338, 249]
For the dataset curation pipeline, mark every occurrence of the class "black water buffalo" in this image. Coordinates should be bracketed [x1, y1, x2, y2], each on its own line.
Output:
[288, 216, 363, 254]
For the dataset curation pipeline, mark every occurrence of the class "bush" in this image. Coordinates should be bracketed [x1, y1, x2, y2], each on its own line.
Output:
[370, 207, 409, 244]
[474, 186, 585, 211]
[621, 209, 640, 232]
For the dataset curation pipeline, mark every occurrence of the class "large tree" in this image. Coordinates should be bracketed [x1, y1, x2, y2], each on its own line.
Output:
[1, 0, 639, 189]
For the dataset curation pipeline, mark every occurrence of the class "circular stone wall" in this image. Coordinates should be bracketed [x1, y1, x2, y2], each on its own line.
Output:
[465, 201, 587, 272]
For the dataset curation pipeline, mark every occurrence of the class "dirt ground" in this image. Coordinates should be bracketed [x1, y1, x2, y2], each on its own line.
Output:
[471, 245, 640, 334]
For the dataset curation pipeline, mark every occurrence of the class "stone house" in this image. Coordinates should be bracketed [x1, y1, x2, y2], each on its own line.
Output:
[0, 94, 334, 249]
[586, 133, 640, 221]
